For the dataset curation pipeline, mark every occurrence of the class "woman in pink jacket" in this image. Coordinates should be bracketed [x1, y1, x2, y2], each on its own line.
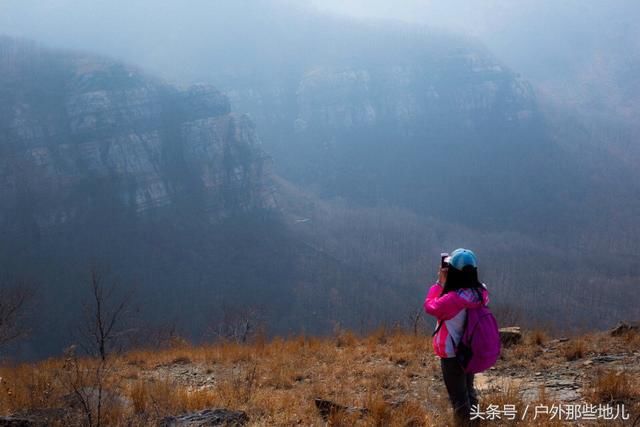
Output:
[424, 248, 489, 426]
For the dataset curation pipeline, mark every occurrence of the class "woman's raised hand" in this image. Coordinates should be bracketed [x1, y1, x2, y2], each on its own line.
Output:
[438, 265, 448, 286]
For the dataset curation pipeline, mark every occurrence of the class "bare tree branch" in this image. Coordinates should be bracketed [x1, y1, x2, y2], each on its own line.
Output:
[60, 268, 135, 426]
[80, 267, 133, 361]
[208, 305, 262, 344]
[0, 282, 32, 348]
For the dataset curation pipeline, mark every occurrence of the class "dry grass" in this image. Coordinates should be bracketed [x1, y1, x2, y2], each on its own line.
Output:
[0, 330, 438, 425]
[0, 360, 60, 412]
[621, 328, 640, 349]
[588, 368, 636, 404]
[477, 381, 561, 426]
[483, 379, 526, 414]
[527, 329, 549, 347]
[563, 338, 586, 361]
[0, 329, 638, 426]
[0, 332, 438, 425]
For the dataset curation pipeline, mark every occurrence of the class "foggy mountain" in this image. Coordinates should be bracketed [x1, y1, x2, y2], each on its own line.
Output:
[0, 1, 639, 359]
[311, 1, 640, 173]
[0, 39, 437, 359]
[3, 0, 635, 235]
[312, 1, 640, 122]
[4, 0, 639, 125]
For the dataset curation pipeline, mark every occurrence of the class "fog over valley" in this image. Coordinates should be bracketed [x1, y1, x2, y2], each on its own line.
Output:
[0, 1, 638, 361]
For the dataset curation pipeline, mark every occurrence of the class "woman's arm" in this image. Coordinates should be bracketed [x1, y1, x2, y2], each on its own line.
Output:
[423, 283, 468, 320]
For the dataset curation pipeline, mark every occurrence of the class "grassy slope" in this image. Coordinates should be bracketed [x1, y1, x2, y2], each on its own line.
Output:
[1, 328, 639, 426]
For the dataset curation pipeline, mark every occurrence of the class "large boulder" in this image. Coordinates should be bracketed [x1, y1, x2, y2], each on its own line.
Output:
[499, 326, 522, 347]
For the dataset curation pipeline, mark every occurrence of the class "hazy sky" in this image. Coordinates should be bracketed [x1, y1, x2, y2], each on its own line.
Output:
[309, 0, 640, 116]
[1, 1, 636, 71]
[309, 0, 499, 31]
[1, 0, 638, 118]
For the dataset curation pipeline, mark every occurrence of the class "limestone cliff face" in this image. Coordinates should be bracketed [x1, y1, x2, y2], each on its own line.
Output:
[292, 56, 535, 134]
[226, 51, 537, 138]
[0, 39, 273, 232]
[219, 45, 548, 231]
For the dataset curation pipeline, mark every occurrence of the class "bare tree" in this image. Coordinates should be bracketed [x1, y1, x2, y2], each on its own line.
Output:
[407, 308, 424, 336]
[209, 305, 262, 344]
[62, 268, 133, 427]
[80, 268, 132, 360]
[0, 283, 31, 348]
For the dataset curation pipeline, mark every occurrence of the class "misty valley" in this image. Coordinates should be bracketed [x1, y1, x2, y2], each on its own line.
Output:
[0, 2, 639, 426]
[0, 2, 639, 363]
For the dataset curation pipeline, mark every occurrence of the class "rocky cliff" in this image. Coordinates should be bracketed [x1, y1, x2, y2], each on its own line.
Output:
[234, 52, 536, 137]
[219, 41, 563, 235]
[0, 38, 274, 234]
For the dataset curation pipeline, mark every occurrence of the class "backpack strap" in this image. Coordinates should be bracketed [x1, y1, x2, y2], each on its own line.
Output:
[432, 320, 444, 337]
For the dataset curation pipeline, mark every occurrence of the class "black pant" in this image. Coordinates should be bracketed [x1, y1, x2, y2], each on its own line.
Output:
[440, 357, 479, 426]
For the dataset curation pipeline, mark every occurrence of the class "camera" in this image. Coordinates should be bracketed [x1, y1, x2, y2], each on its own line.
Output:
[440, 252, 449, 268]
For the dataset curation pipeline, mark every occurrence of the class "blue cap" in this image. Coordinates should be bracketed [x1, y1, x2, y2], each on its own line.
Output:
[447, 248, 477, 270]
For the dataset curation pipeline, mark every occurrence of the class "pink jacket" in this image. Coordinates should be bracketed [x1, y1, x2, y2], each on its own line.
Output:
[423, 283, 490, 358]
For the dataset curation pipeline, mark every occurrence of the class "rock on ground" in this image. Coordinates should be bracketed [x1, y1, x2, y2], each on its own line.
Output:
[0, 417, 39, 427]
[499, 326, 522, 347]
[610, 321, 639, 336]
[314, 398, 369, 421]
[159, 409, 248, 427]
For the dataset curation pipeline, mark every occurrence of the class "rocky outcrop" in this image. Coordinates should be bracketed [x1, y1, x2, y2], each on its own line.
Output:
[499, 326, 522, 347]
[0, 38, 274, 232]
[293, 59, 535, 134]
[610, 321, 639, 336]
[218, 39, 561, 234]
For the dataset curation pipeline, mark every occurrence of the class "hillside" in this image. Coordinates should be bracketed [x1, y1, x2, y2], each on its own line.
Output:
[0, 38, 462, 360]
[1, 35, 639, 361]
[0, 325, 638, 426]
[0, 8, 639, 427]
[0, 37, 293, 359]
[3, 1, 637, 237]
[2, 0, 634, 332]
[1, 2, 640, 359]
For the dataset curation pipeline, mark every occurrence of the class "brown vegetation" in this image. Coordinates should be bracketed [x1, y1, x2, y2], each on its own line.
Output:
[0, 328, 638, 426]
[563, 338, 586, 361]
[588, 368, 635, 404]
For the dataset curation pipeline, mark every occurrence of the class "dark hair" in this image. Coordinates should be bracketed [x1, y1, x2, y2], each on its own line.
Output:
[442, 265, 483, 296]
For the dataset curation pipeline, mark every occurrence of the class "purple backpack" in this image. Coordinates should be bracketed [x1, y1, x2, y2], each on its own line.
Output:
[456, 306, 501, 374]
